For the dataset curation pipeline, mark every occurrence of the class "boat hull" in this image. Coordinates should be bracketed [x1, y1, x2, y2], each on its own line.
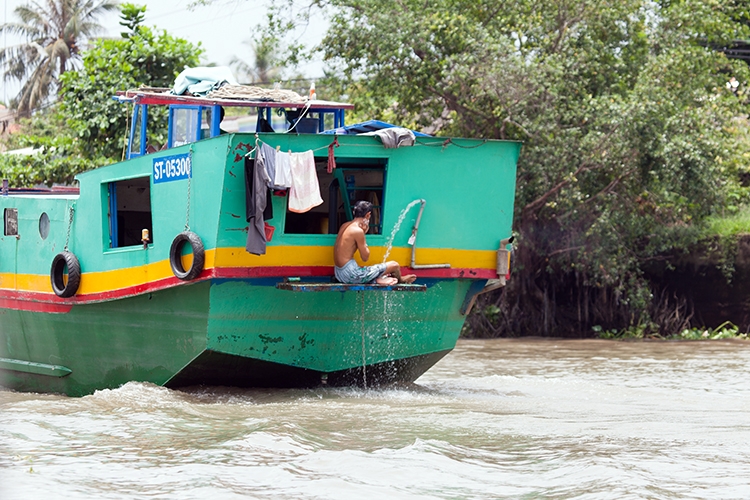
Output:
[0, 278, 470, 396]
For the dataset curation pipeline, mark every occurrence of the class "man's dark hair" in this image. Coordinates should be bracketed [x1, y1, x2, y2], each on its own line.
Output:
[353, 200, 372, 218]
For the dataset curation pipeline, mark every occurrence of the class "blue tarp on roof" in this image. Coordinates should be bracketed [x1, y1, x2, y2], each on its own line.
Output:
[321, 120, 431, 137]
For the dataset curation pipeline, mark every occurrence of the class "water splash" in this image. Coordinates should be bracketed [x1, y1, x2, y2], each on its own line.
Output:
[360, 291, 367, 389]
[382, 199, 423, 264]
[380, 200, 422, 356]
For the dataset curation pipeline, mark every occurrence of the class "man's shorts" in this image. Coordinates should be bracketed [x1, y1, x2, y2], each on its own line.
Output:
[334, 259, 387, 284]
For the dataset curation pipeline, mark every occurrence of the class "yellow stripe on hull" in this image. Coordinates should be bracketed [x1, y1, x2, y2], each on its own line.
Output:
[0, 246, 495, 295]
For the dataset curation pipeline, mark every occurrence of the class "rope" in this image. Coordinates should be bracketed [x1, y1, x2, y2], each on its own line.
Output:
[246, 135, 491, 157]
[416, 137, 489, 149]
[207, 84, 307, 104]
[185, 147, 193, 231]
[284, 100, 313, 134]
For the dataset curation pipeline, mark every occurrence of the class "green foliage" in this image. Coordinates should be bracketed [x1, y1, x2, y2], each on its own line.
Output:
[595, 321, 750, 340]
[0, 6, 202, 187]
[593, 322, 658, 339]
[119, 3, 147, 38]
[0, 112, 104, 186]
[703, 207, 750, 237]
[59, 24, 202, 159]
[302, 0, 750, 335]
[673, 321, 749, 340]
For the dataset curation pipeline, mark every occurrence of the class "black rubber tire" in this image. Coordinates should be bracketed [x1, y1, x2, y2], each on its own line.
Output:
[169, 231, 205, 280]
[50, 251, 81, 298]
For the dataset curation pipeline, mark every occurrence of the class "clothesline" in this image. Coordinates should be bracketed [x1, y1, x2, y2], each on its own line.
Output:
[246, 136, 489, 158]
[245, 138, 329, 158]
[245, 140, 324, 256]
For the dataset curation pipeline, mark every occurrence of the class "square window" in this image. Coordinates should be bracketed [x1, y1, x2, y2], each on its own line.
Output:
[284, 158, 386, 235]
[4, 208, 18, 236]
[108, 177, 153, 248]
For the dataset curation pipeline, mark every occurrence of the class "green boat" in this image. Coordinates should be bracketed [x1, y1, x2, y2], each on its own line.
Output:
[0, 84, 520, 396]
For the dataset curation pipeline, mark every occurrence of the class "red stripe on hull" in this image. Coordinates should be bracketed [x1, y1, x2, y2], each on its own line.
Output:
[0, 298, 72, 313]
[0, 266, 497, 309]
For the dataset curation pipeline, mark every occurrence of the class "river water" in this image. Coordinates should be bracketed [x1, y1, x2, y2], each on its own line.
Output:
[2, 339, 750, 499]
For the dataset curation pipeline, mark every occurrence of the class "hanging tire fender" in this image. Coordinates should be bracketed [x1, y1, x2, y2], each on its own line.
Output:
[169, 231, 205, 280]
[50, 251, 81, 298]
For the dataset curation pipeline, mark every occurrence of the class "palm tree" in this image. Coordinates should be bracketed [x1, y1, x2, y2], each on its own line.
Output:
[0, 0, 119, 117]
[230, 35, 282, 84]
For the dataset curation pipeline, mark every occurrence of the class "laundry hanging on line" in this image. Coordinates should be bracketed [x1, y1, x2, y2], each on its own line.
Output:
[254, 140, 324, 213]
[244, 154, 273, 256]
[243, 140, 327, 254]
[260, 143, 292, 190]
[288, 150, 323, 213]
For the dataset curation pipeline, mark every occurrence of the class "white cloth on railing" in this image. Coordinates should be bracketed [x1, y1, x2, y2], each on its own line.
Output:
[288, 151, 323, 213]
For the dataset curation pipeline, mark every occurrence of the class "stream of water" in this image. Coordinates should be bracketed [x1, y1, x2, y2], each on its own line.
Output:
[2, 338, 749, 499]
[381, 199, 422, 264]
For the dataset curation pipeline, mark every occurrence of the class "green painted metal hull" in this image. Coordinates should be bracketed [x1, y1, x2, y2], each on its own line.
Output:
[0, 278, 470, 395]
[0, 131, 520, 396]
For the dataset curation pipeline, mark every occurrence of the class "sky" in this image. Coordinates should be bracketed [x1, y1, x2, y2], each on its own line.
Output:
[1, 0, 328, 105]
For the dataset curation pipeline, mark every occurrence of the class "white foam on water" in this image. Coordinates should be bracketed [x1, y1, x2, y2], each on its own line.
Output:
[3, 339, 750, 499]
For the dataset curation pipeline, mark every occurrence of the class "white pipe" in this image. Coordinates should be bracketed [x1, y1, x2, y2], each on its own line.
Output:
[410, 199, 450, 270]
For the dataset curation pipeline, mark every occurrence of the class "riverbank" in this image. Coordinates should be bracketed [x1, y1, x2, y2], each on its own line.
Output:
[646, 233, 750, 332]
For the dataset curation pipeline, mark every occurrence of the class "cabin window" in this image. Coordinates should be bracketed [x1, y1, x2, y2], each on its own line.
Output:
[107, 176, 153, 248]
[129, 105, 145, 157]
[4, 208, 18, 236]
[284, 158, 386, 235]
[169, 106, 201, 148]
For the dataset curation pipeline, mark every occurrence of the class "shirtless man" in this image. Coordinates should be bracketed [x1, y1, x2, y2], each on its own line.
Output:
[334, 201, 417, 285]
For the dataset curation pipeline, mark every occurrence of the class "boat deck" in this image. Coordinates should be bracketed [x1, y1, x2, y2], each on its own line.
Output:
[275, 282, 426, 292]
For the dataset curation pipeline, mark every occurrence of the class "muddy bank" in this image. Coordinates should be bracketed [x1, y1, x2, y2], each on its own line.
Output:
[646, 234, 750, 330]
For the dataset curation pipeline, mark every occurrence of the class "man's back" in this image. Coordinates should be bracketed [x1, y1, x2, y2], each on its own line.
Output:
[334, 220, 368, 267]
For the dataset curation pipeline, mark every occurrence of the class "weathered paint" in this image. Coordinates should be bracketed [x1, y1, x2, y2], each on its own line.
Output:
[0, 282, 210, 396]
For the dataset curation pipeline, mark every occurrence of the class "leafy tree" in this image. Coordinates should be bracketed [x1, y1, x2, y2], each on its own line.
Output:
[0, 5, 202, 186]
[302, 0, 750, 335]
[0, 0, 119, 117]
[59, 15, 203, 159]
[119, 2, 146, 38]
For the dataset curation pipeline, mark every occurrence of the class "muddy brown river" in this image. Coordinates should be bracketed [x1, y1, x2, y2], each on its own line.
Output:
[2, 339, 749, 499]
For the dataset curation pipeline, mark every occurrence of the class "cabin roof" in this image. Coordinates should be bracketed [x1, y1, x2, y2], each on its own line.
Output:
[321, 119, 431, 137]
[116, 86, 355, 111]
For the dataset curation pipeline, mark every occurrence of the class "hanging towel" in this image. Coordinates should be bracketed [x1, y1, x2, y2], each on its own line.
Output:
[288, 151, 323, 213]
[327, 136, 340, 173]
[274, 151, 293, 188]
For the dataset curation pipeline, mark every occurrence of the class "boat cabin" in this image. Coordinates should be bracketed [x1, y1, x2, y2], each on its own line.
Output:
[115, 87, 353, 159]
[114, 87, 420, 237]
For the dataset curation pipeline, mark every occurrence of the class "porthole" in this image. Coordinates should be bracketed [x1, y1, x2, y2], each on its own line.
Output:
[39, 212, 50, 240]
